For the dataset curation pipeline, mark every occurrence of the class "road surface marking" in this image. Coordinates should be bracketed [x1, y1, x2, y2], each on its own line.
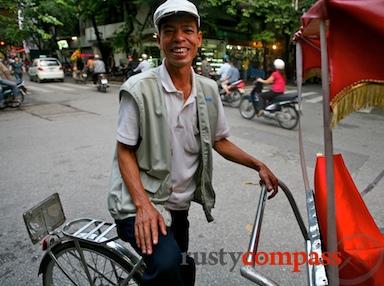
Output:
[306, 96, 323, 103]
[301, 91, 318, 97]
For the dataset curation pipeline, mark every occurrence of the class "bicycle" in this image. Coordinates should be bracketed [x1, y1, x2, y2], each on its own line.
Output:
[23, 193, 145, 285]
[24, 180, 328, 286]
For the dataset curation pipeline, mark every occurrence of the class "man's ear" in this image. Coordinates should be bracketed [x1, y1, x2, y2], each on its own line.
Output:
[156, 34, 162, 50]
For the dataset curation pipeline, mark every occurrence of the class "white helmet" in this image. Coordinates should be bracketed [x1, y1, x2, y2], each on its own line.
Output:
[273, 59, 285, 70]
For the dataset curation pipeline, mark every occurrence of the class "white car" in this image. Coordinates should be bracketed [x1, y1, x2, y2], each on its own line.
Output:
[29, 57, 65, 83]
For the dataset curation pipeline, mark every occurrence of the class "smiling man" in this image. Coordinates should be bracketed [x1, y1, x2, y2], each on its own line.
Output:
[108, 0, 278, 285]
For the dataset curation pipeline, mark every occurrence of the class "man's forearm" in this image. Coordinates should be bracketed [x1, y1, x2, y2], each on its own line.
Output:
[4, 71, 11, 80]
[213, 138, 262, 171]
[116, 142, 151, 209]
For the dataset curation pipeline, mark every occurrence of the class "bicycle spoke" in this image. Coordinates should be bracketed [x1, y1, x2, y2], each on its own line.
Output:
[44, 242, 142, 286]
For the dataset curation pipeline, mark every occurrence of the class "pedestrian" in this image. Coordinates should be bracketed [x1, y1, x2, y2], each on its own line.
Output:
[108, 1, 278, 285]
[76, 58, 84, 72]
[201, 55, 211, 77]
[108, 54, 116, 75]
[242, 56, 249, 81]
[24, 58, 30, 71]
[133, 53, 151, 73]
[256, 58, 286, 117]
[236, 58, 242, 73]
[10, 56, 25, 83]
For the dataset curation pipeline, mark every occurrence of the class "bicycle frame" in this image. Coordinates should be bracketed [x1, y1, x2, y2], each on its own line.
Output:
[241, 182, 328, 286]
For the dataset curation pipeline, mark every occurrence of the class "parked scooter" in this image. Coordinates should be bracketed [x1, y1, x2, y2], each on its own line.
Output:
[72, 70, 88, 84]
[219, 79, 245, 108]
[97, 74, 109, 93]
[1, 80, 27, 109]
[239, 81, 299, 130]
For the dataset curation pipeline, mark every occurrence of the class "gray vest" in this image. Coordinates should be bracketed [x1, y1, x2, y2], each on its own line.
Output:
[108, 67, 220, 225]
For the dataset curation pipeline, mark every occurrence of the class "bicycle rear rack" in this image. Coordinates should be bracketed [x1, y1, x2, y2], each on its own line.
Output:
[62, 218, 118, 244]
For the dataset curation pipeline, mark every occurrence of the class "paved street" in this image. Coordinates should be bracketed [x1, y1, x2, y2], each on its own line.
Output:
[0, 76, 383, 285]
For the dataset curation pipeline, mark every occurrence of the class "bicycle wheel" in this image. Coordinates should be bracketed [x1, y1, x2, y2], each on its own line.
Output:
[43, 240, 143, 286]
[277, 105, 299, 130]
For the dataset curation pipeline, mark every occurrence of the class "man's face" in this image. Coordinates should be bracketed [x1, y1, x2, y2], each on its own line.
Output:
[157, 14, 202, 69]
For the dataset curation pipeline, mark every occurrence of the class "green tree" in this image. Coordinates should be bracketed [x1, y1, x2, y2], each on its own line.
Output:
[74, 0, 161, 59]
[75, 0, 117, 60]
[110, 0, 161, 57]
[202, 0, 302, 72]
[1, 0, 319, 62]
[1, 0, 78, 53]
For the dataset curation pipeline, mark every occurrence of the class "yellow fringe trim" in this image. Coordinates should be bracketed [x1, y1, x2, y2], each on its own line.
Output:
[303, 68, 322, 82]
[330, 80, 384, 128]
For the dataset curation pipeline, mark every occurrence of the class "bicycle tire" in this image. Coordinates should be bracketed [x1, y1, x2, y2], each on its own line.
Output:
[42, 240, 143, 286]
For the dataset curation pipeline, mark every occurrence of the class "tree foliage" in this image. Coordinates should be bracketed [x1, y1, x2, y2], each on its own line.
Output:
[110, 0, 146, 56]
[203, 0, 302, 44]
[1, 0, 320, 60]
[1, 0, 78, 52]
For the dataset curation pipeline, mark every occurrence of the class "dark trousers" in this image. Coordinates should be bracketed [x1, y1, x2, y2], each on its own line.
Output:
[14, 73, 23, 83]
[92, 73, 102, 84]
[257, 90, 283, 110]
[116, 210, 195, 286]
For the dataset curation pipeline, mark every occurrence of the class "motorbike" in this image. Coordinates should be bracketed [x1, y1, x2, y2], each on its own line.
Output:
[239, 81, 299, 130]
[97, 73, 109, 93]
[72, 70, 88, 84]
[219, 79, 245, 108]
[1, 80, 27, 109]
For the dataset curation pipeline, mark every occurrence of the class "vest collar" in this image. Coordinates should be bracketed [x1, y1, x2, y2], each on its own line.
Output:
[159, 58, 197, 102]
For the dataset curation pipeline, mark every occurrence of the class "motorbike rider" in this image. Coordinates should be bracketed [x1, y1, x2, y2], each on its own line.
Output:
[221, 59, 240, 97]
[0, 60, 22, 109]
[133, 53, 151, 73]
[255, 58, 286, 117]
[210, 54, 231, 88]
[125, 55, 139, 79]
[91, 54, 106, 85]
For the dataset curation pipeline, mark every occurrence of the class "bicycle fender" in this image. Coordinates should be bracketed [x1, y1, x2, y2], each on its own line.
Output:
[38, 240, 145, 276]
[38, 241, 65, 275]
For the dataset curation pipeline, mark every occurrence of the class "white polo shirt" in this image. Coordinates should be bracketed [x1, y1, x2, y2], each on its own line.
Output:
[117, 59, 230, 210]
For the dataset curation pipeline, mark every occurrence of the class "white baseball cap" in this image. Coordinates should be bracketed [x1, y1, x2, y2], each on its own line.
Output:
[153, 0, 200, 33]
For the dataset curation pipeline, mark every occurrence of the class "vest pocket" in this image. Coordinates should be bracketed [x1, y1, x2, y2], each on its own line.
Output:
[184, 115, 201, 155]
